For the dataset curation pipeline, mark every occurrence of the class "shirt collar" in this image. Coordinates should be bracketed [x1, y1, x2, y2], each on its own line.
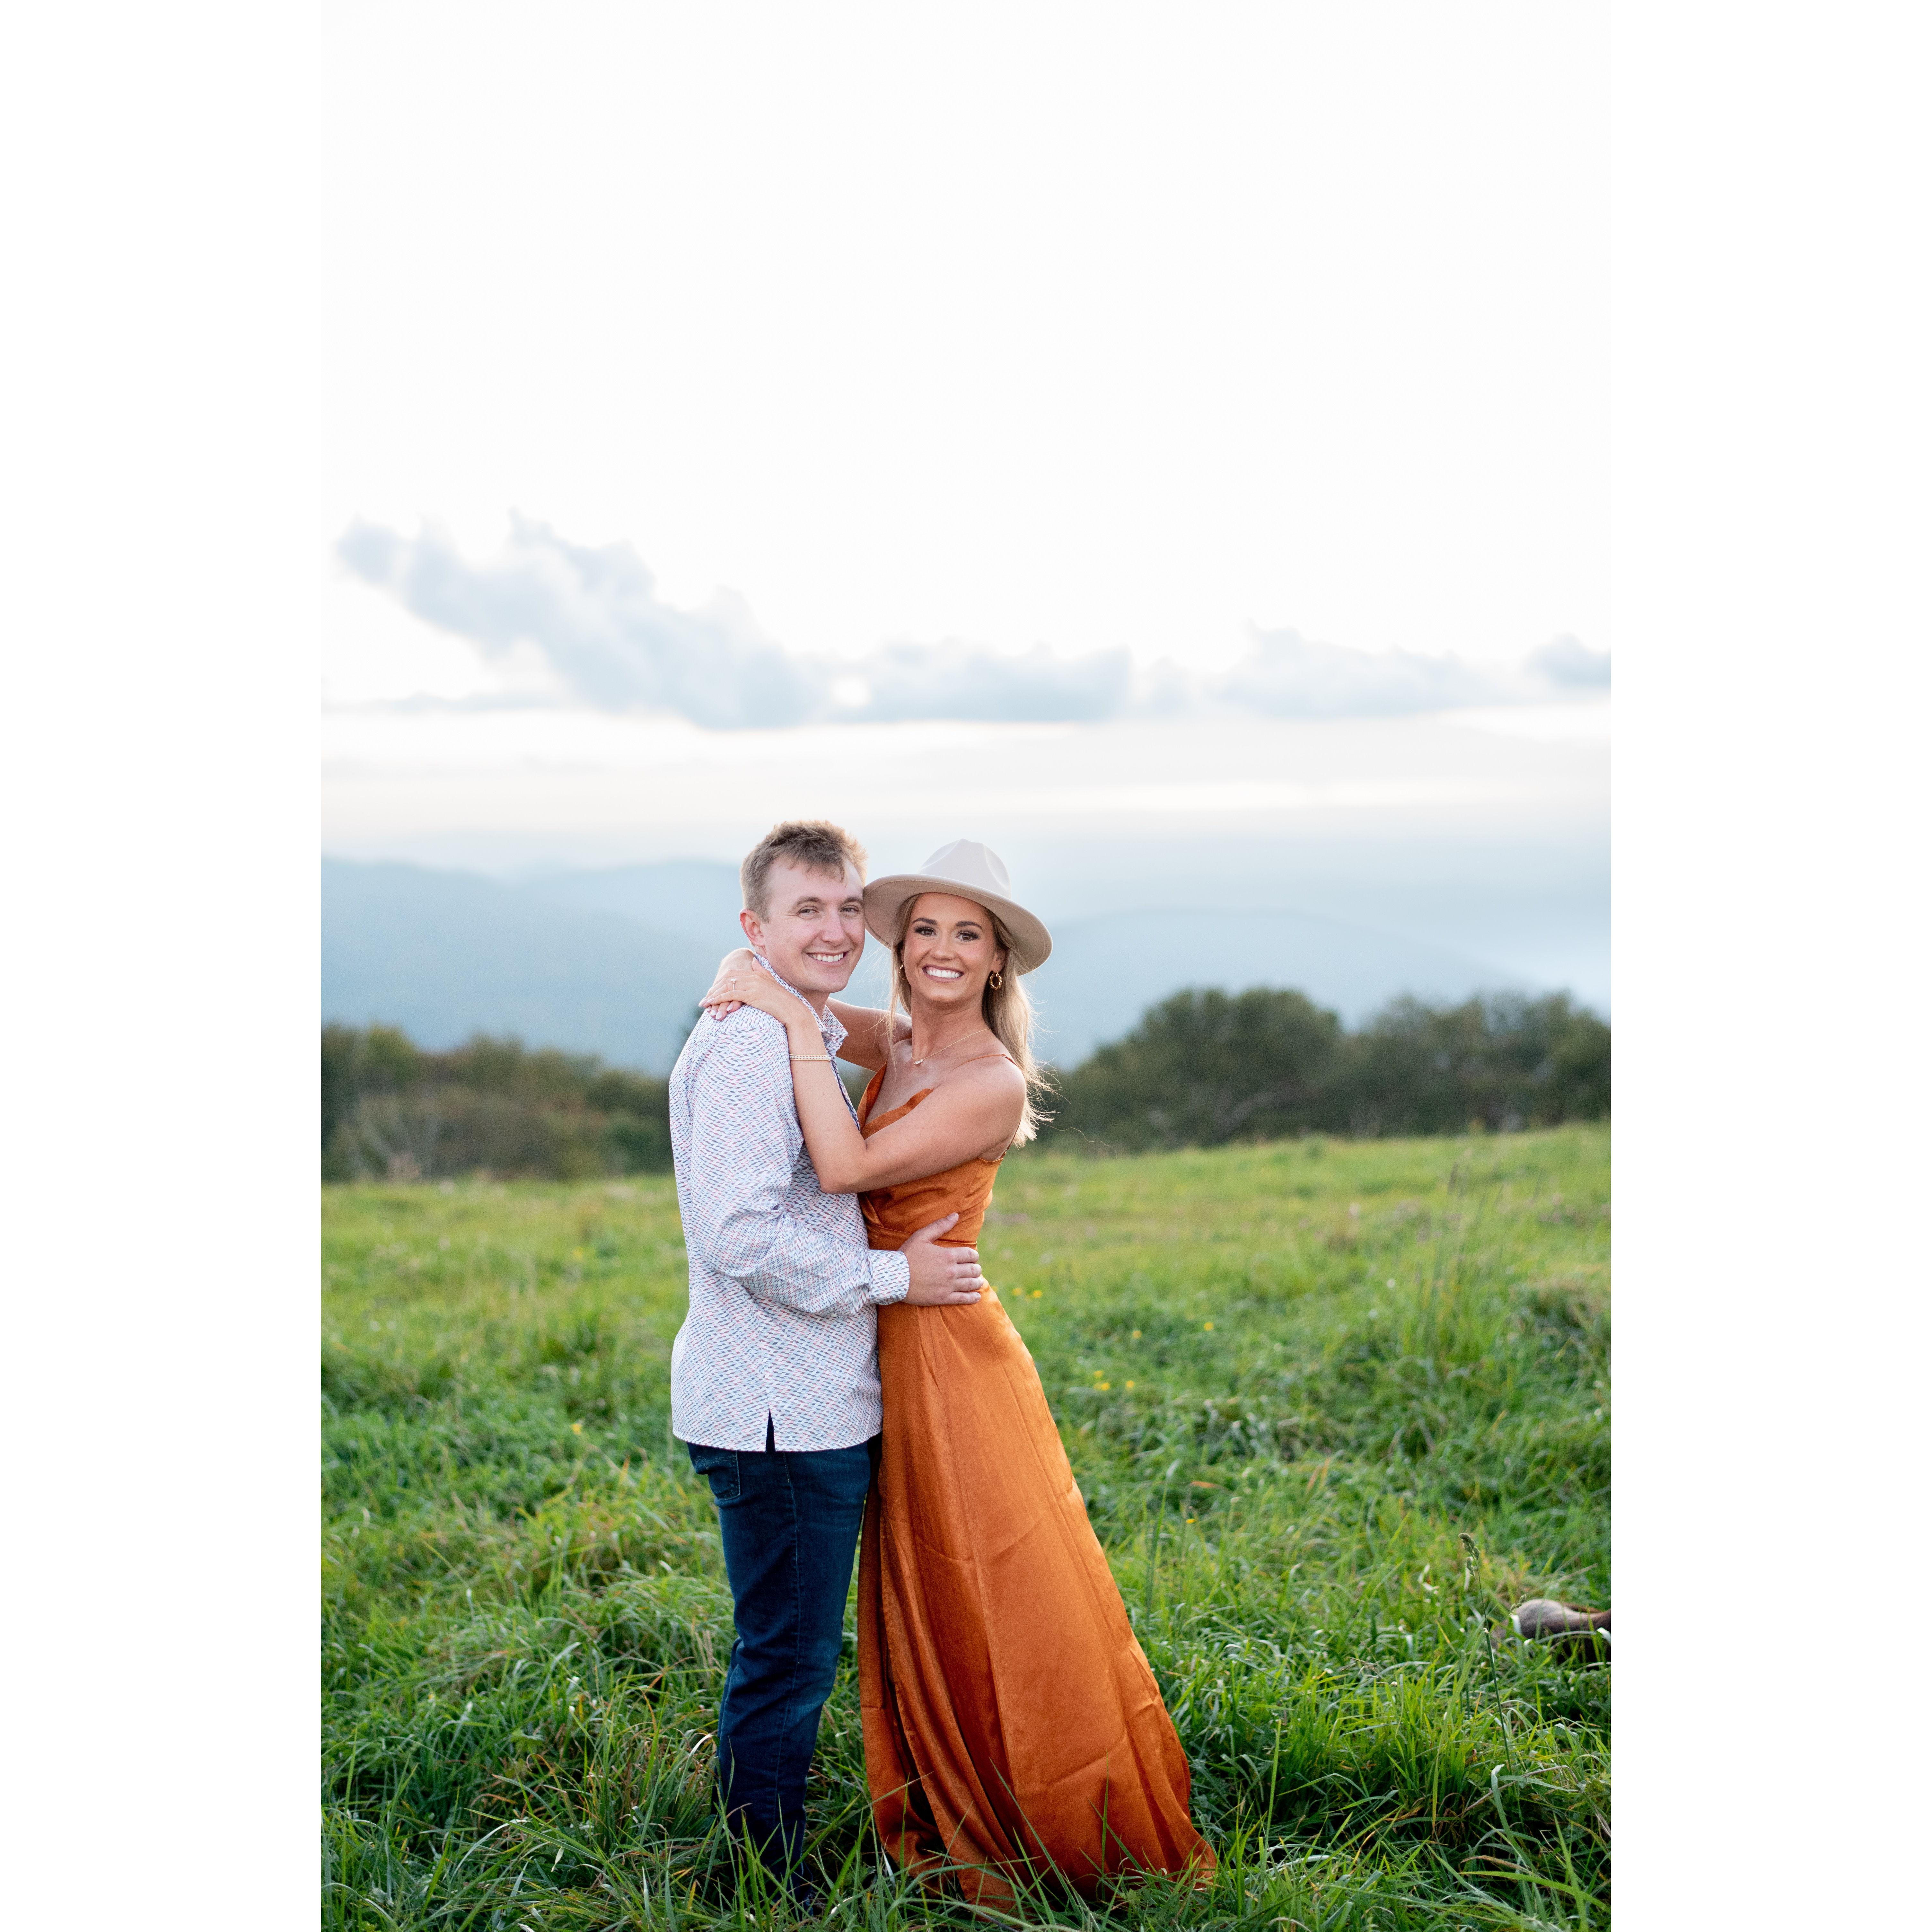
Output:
[752, 955, 847, 1054]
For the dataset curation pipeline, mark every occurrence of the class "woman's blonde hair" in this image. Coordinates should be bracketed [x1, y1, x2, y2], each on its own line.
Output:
[889, 897, 1053, 1147]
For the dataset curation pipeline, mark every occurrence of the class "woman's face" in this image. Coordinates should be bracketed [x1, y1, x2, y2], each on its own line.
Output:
[900, 893, 1006, 1014]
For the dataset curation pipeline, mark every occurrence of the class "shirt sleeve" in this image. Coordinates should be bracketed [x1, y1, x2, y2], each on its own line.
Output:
[682, 1015, 910, 1314]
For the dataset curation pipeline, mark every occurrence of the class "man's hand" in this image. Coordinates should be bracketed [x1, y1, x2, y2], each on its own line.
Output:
[902, 1213, 983, 1305]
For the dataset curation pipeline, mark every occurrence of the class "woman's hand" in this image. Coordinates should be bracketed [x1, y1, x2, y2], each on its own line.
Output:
[699, 952, 812, 1029]
[699, 947, 762, 1019]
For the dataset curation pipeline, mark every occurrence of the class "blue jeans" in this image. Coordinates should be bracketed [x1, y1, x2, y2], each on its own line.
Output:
[686, 1423, 875, 1878]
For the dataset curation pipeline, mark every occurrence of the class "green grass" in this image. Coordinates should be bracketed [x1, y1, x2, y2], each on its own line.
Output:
[324, 1125, 1610, 1929]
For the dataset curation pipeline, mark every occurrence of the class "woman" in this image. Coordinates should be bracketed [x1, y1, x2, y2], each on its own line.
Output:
[699, 839, 1211, 1904]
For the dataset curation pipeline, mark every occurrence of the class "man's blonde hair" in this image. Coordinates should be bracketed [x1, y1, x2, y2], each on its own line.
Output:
[740, 820, 869, 918]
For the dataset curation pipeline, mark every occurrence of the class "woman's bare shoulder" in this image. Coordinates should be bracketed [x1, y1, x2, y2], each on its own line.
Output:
[955, 1051, 1025, 1156]
[942, 1047, 1026, 1112]
[967, 1051, 1026, 1091]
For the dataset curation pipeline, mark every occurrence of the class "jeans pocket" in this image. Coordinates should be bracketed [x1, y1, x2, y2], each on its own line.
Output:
[687, 1442, 741, 1502]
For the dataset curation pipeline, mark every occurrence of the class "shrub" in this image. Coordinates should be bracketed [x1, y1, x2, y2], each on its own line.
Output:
[1052, 988, 1343, 1151]
[1339, 992, 1611, 1136]
[321, 1029, 673, 1181]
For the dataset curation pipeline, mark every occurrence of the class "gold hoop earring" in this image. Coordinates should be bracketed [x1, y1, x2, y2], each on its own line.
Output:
[988, 970, 1003, 990]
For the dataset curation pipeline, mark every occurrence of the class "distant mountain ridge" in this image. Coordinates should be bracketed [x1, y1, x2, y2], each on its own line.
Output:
[322, 856, 1533, 1073]
[322, 861, 717, 1074]
[515, 860, 751, 947]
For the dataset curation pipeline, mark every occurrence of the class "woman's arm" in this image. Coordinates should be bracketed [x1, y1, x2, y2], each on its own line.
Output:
[700, 969, 1023, 1192]
[697, 949, 902, 1069]
[697, 947, 765, 1019]
[751, 994, 883, 1191]
[825, 998, 906, 1071]
[821, 1062, 1024, 1190]
[788, 1047, 1022, 1192]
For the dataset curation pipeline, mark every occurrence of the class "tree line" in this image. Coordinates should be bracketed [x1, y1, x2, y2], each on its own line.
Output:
[323, 987, 1608, 1181]
[1048, 987, 1608, 1151]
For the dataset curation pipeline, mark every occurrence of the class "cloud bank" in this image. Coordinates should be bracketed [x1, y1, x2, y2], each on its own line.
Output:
[338, 518, 812, 730]
[338, 518, 1605, 729]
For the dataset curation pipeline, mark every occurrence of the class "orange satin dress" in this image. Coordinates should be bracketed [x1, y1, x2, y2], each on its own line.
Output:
[853, 1068, 1213, 1903]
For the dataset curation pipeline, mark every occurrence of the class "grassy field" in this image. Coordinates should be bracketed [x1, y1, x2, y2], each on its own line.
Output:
[324, 1126, 1610, 1930]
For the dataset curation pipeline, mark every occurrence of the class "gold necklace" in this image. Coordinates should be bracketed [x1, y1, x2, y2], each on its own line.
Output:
[911, 1033, 987, 1067]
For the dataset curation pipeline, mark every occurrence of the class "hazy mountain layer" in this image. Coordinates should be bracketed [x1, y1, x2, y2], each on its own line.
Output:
[1022, 908, 1524, 1065]
[325, 858, 1534, 1074]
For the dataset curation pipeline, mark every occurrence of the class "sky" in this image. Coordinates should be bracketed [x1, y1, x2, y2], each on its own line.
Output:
[322, 3, 1610, 1002]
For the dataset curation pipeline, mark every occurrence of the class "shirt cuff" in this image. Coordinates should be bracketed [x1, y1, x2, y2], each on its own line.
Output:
[867, 1250, 911, 1306]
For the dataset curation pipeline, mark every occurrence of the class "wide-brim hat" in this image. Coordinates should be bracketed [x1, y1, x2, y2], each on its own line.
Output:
[863, 839, 1053, 973]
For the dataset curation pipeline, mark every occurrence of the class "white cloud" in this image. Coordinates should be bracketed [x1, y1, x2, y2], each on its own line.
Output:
[337, 518, 1607, 730]
[1525, 633, 1611, 688]
[1217, 627, 1500, 718]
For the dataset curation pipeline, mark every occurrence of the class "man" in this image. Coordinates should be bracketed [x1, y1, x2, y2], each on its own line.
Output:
[667, 819, 983, 1892]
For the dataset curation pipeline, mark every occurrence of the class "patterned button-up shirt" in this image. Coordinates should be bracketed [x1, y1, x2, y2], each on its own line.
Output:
[668, 961, 910, 1451]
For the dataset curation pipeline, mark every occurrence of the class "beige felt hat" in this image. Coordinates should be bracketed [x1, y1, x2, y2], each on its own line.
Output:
[863, 839, 1053, 973]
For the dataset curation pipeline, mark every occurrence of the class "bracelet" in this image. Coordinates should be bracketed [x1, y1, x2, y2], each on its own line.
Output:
[789, 1054, 833, 1063]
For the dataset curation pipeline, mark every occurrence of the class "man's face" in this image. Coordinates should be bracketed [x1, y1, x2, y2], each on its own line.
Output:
[740, 859, 867, 1006]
